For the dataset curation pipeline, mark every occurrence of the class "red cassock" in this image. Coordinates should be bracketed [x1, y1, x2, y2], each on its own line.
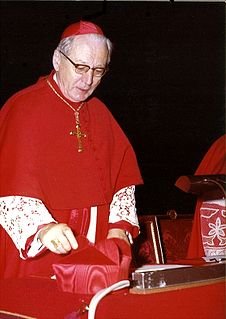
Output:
[187, 134, 226, 259]
[0, 72, 143, 278]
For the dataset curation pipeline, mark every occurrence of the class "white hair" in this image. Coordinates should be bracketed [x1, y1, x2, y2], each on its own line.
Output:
[56, 34, 113, 64]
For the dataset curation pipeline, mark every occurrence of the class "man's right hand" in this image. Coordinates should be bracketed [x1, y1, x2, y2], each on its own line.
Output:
[38, 223, 78, 254]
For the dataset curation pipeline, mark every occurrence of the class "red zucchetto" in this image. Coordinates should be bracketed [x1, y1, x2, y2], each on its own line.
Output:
[61, 20, 104, 39]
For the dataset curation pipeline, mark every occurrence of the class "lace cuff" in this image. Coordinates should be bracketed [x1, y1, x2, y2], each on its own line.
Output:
[0, 196, 56, 259]
[109, 186, 139, 237]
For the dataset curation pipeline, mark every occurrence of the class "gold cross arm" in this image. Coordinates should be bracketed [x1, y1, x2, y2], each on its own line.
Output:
[70, 124, 86, 152]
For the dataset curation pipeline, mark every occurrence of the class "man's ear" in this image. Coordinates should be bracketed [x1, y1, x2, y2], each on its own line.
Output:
[52, 50, 61, 71]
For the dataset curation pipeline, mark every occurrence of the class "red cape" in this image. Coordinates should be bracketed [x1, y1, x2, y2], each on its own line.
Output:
[187, 134, 226, 259]
[0, 72, 143, 210]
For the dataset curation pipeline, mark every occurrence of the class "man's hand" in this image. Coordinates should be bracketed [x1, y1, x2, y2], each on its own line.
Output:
[38, 223, 78, 254]
[107, 228, 130, 245]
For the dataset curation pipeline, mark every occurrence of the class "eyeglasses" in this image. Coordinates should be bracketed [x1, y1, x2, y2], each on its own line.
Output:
[59, 50, 108, 78]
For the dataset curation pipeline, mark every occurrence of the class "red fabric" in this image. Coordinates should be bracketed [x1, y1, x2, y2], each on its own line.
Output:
[132, 218, 193, 266]
[0, 210, 93, 279]
[0, 72, 143, 209]
[0, 277, 224, 319]
[160, 219, 193, 263]
[0, 206, 133, 279]
[0, 72, 143, 279]
[61, 21, 104, 39]
[52, 237, 131, 295]
[187, 134, 226, 259]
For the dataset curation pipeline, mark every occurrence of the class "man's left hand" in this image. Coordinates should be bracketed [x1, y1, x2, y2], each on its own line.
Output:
[107, 228, 130, 245]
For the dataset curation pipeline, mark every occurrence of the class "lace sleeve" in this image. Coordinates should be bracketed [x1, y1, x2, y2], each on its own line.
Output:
[109, 185, 139, 227]
[0, 196, 55, 258]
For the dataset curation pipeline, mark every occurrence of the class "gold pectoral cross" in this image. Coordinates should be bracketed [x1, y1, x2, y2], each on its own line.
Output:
[70, 124, 86, 152]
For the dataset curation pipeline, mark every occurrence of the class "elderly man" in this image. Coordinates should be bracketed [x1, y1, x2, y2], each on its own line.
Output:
[0, 21, 143, 279]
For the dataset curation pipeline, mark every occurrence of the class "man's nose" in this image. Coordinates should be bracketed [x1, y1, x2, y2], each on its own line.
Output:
[83, 69, 95, 86]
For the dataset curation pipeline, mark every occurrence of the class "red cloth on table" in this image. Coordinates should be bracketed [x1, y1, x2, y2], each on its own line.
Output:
[0, 277, 224, 319]
[0, 71, 143, 279]
[187, 134, 226, 259]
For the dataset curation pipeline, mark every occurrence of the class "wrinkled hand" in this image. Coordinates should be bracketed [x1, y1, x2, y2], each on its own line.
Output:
[38, 223, 78, 254]
[107, 228, 130, 245]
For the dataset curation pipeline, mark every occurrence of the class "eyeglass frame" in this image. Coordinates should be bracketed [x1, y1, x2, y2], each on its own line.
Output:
[59, 50, 109, 77]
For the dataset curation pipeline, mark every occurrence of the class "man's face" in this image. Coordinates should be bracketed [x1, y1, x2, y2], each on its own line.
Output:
[53, 35, 109, 102]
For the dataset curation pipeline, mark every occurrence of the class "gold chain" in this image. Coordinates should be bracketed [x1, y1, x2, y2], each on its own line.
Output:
[47, 79, 86, 152]
[46, 79, 84, 113]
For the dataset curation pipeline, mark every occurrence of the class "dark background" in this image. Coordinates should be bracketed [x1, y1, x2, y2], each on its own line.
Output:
[1, 1, 225, 215]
